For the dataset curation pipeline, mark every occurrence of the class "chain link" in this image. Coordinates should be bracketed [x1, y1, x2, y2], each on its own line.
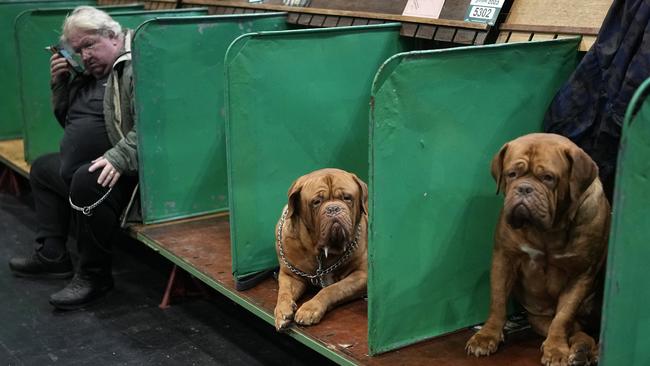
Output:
[69, 187, 113, 216]
[277, 206, 362, 288]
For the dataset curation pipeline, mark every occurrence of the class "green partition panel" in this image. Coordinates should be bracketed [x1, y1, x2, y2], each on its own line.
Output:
[16, 7, 206, 163]
[368, 38, 580, 354]
[133, 13, 289, 224]
[599, 78, 650, 366]
[226, 24, 409, 278]
[0, 0, 94, 140]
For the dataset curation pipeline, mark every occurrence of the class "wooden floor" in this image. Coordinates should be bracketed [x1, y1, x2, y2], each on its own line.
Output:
[132, 215, 544, 366]
[0, 139, 30, 177]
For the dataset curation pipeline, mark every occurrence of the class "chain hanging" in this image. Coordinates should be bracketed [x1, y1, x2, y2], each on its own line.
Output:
[276, 206, 362, 288]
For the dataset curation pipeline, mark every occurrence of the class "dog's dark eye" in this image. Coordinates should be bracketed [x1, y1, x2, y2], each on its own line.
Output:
[342, 194, 353, 202]
[507, 171, 517, 179]
[312, 198, 322, 207]
[542, 174, 554, 183]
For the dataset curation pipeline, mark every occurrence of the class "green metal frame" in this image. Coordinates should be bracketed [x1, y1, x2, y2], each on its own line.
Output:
[599, 77, 650, 366]
[0, 0, 93, 140]
[15, 6, 206, 163]
[225, 23, 409, 279]
[368, 38, 581, 354]
[132, 13, 289, 224]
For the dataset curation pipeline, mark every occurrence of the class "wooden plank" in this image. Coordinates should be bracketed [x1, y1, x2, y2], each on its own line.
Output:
[287, 12, 299, 23]
[309, 14, 326, 27]
[298, 13, 313, 25]
[531, 33, 555, 41]
[507, 31, 533, 43]
[400, 22, 418, 37]
[352, 18, 369, 26]
[434, 26, 456, 42]
[322, 15, 339, 27]
[415, 25, 436, 40]
[474, 31, 488, 45]
[496, 31, 510, 43]
[505, 0, 611, 29]
[0, 139, 30, 178]
[180, 0, 489, 30]
[500, 24, 599, 36]
[580, 35, 597, 51]
[453, 29, 477, 44]
[133, 215, 544, 365]
[337, 16, 353, 27]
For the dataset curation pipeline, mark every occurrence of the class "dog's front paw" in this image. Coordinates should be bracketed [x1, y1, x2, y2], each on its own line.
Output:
[274, 300, 297, 331]
[294, 299, 327, 326]
[541, 338, 571, 366]
[465, 329, 503, 357]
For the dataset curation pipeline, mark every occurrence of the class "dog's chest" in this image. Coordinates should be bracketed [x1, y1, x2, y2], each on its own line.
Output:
[517, 243, 569, 301]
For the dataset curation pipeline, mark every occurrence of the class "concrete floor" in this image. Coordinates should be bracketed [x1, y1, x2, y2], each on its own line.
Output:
[0, 192, 334, 366]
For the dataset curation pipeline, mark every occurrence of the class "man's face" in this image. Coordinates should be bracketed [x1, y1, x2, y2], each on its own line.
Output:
[67, 31, 121, 78]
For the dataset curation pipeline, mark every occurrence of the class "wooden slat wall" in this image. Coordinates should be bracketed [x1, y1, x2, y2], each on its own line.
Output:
[496, 0, 612, 51]
[180, 0, 492, 45]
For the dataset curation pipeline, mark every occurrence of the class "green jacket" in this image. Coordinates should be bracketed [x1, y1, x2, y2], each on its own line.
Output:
[51, 30, 137, 175]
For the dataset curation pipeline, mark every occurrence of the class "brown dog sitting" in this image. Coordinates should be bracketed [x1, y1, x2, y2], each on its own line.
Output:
[466, 133, 610, 366]
[274, 168, 368, 331]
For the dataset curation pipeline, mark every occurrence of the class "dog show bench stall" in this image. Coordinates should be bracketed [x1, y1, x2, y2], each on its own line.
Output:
[368, 38, 581, 357]
[0, 0, 95, 141]
[599, 77, 650, 366]
[132, 13, 289, 224]
[15, 6, 208, 163]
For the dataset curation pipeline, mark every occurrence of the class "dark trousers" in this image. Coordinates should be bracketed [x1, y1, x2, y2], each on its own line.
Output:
[30, 153, 137, 278]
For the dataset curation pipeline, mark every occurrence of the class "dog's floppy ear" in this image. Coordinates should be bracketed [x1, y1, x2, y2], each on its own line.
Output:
[351, 173, 368, 215]
[491, 143, 509, 195]
[565, 145, 598, 203]
[286, 175, 305, 220]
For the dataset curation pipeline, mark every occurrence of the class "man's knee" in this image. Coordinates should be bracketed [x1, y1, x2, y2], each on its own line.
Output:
[30, 153, 62, 184]
[69, 164, 103, 205]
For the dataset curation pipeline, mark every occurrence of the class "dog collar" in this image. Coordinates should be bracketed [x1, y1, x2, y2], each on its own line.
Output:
[276, 206, 361, 288]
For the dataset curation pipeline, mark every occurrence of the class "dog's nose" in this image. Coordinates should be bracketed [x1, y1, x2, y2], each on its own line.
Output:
[516, 183, 534, 195]
[325, 205, 343, 216]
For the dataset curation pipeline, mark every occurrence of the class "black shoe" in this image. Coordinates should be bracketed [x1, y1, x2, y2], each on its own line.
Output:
[9, 252, 74, 279]
[49, 274, 114, 310]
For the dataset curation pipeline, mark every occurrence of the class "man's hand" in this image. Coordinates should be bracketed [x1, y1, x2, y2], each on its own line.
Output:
[50, 53, 70, 84]
[89, 157, 121, 188]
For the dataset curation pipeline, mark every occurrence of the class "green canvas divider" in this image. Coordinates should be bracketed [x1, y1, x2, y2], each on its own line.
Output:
[132, 13, 289, 224]
[15, 6, 207, 163]
[225, 24, 409, 279]
[368, 38, 580, 354]
[599, 78, 650, 366]
[0, 0, 94, 140]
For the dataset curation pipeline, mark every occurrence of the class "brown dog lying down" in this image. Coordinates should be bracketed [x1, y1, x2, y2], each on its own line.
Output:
[274, 168, 368, 331]
[466, 133, 610, 366]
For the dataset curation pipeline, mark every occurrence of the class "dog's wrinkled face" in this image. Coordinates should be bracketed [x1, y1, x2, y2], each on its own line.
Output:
[286, 168, 368, 257]
[491, 133, 598, 230]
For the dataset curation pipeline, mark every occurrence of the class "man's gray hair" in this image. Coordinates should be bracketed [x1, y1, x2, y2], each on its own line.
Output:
[61, 6, 121, 42]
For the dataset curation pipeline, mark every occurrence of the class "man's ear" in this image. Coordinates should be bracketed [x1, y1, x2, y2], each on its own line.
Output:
[351, 173, 368, 215]
[491, 143, 509, 195]
[286, 176, 305, 220]
[565, 145, 598, 203]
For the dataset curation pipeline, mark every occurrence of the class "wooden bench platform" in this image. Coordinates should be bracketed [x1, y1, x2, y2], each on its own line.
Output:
[0, 139, 30, 178]
[130, 214, 544, 365]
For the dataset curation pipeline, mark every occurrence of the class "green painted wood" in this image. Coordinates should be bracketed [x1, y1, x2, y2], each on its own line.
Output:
[368, 38, 580, 354]
[132, 14, 289, 224]
[225, 24, 409, 278]
[15, 7, 207, 163]
[599, 78, 650, 366]
[0, 0, 94, 140]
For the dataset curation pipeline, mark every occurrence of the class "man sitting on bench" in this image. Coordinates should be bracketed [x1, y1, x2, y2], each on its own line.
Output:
[9, 6, 138, 310]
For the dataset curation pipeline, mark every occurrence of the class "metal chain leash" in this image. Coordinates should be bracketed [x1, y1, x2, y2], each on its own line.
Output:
[69, 187, 113, 216]
[276, 206, 362, 288]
